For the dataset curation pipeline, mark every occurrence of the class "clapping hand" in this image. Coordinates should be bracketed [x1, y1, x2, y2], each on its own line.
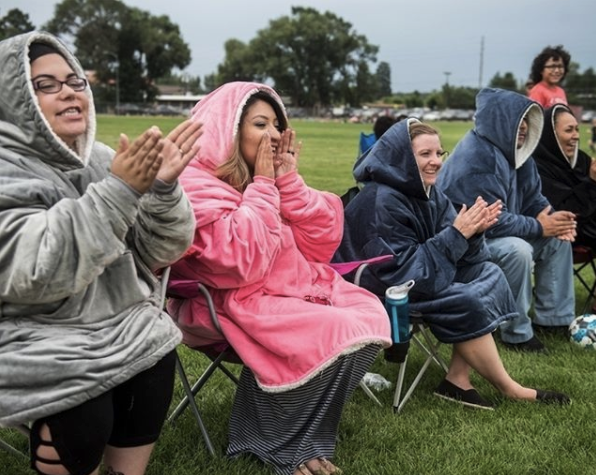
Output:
[537, 205, 577, 242]
[453, 196, 501, 239]
[111, 126, 163, 194]
[158, 120, 203, 184]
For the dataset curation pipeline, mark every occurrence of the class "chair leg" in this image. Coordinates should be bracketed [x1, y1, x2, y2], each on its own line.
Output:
[0, 434, 27, 459]
[208, 353, 240, 385]
[584, 260, 596, 314]
[359, 380, 382, 407]
[393, 326, 447, 413]
[394, 349, 437, 413]
[416, 327, 448, 372]
[170, 352, 216, 456]
[392, 353, 409, 410]
[169, 351, 228, 424]
[575, 260, 596, 314]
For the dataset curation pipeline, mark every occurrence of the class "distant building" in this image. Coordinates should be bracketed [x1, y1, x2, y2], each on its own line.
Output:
[156, 93, 206, 110]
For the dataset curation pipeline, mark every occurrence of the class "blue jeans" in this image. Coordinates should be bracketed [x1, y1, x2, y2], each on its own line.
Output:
[486, 236, 575, 344]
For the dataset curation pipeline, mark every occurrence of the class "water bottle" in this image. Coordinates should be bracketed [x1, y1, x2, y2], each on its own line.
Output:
[384, 280, 415, 363]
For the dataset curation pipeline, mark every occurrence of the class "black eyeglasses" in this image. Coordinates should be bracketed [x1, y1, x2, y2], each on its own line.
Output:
[543, 64, 565, 71]
[32, 76, 88, 94]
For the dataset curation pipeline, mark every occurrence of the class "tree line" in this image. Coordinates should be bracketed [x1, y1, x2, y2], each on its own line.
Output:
[1, 2, 594, 110]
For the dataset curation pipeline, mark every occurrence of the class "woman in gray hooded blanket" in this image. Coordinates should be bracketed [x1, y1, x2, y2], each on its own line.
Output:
[335, 118, 570, 409]
[0, 32, 202, 475]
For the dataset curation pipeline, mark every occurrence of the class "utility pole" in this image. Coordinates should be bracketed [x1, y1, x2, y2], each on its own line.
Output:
[443, 71, 451, 86]
[443, 71, 451, 108]
[107, 53, 120, 114]
[478, 36, 485, 89]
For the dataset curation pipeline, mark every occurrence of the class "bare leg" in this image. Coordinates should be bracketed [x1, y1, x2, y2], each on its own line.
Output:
[453, 333, 537, 400]
[445, 347, 474, 390]
[103, 444, 155, 475]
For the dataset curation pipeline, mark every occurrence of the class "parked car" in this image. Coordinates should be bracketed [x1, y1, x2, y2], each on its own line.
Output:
[150, 105, 185, 116]
[421, 111, 441, 121]
[115, 103, 147, 116]
[581, 110, 595, 123]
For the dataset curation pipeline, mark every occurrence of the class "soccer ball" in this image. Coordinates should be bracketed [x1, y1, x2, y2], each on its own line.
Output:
[568, 314, 596, 349]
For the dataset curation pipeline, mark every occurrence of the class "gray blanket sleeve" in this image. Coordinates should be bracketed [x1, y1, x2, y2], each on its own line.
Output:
[0, 31, 194, 426]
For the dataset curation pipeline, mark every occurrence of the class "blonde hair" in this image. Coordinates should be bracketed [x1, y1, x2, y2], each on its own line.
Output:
[216, 138, 252, 193]
[409, 122, 439, 141]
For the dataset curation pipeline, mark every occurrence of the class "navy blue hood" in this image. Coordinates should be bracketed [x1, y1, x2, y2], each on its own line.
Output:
[474, 88, 543, 169]
[353, 118, 428, 200]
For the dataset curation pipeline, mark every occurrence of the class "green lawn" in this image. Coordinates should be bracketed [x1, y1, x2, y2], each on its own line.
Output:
[2, 117, 595, 475]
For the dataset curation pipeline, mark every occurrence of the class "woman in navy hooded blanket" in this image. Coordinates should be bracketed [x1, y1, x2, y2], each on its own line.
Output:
[336, 119, 569, 407]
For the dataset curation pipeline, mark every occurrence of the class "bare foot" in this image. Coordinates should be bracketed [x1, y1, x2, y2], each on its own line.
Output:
[295, 463, 314, 475]
[295, 457, 342, 475]
[316, 457, 342, 474]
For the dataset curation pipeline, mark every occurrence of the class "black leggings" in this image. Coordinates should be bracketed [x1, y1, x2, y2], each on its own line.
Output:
[30, 350, 176, 475]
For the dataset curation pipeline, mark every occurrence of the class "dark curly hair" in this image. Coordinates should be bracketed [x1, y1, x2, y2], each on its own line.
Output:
[529, 45, 571, 84]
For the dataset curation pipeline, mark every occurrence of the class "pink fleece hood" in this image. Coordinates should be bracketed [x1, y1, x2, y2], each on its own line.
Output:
[190, 82, 286, 173]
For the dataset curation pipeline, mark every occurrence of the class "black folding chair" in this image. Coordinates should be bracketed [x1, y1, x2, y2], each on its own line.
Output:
[160, 267, 240, 456]
[573, 245, 596, 314]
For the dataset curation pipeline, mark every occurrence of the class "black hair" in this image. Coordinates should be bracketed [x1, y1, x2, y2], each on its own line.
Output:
[529, 45, 571, 84]
[373, 116, 397, 139]
[242, 90, 288, 132]
[28, 42, 64, 63]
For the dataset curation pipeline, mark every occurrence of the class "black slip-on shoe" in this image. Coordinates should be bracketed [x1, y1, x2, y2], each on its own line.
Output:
[533, 323, 569, 337]
[501, 335, 547, 353]
[535, 389, 571, 405]
[433, 379, 495, 410]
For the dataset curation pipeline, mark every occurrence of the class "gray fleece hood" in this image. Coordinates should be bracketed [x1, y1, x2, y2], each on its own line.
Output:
[0, 31, 96, 168]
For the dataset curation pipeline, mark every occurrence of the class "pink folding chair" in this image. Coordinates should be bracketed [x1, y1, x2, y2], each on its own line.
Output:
[162, 255, 396, 454]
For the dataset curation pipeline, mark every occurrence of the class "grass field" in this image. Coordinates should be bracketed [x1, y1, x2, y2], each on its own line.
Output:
[2, 117, 595, 475]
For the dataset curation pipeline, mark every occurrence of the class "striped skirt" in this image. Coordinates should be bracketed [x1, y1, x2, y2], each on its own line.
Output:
[227, 344, 381, 475]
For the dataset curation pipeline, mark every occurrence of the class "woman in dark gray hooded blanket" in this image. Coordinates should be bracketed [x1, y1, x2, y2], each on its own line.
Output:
[336, 119, 569, 408]
[534, 104, 596, 252]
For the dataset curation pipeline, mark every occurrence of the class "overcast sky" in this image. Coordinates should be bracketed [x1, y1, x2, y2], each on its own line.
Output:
[3, 0, 595, 92]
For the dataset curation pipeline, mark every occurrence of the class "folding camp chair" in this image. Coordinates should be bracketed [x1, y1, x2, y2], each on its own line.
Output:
[358, 131, 376, 157]
[330, 255, 395, 407]
[163, 257, 397, 454]
[392, 313, 448, 413]
[332, 256, 448, 413]
[159, 267, 240, 456]
[572, 244, 596, 314]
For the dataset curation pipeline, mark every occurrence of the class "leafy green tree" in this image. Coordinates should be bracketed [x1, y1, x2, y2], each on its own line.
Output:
[340, 60, 378, 107]
[376, 61, 392, 97]
[216, 39, 262, 84]
[566, 64, 596, 109]
[44, 0, 191, 103]
[445, 86, 477, 110]
[426, 92, 444, 110]
[0, 8, 35, 40]
[203, 73, 219, 93]
[216, 7, 378, 108]
[403, 91, 424, 108]
[488, 72, 518, 91]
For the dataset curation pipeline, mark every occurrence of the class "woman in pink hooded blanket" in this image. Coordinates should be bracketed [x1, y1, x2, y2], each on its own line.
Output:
[168, 82, 391, 475]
